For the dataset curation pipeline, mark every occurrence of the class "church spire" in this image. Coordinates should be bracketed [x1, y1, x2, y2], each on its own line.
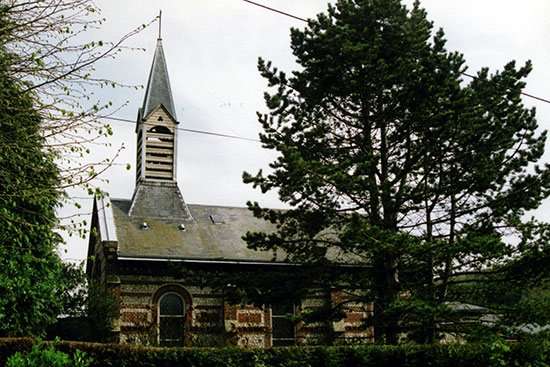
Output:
[140, 11, 177, 122]
[129, 19, 192, 221]
[134, 19, 179, 184]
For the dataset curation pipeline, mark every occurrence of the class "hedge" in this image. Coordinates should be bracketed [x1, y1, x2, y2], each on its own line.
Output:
[0, 337, 548, 367]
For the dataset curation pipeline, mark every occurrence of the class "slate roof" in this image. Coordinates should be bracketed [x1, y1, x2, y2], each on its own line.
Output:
[128, 181, 192, 221]
[108, 198, 286, 263]
[141, 38, 177, 121]
[90, 34, 354, 267]
[97, 34, 288, 264]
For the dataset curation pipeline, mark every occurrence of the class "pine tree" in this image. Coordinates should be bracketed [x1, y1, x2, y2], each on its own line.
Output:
[243, 0, 550, 343]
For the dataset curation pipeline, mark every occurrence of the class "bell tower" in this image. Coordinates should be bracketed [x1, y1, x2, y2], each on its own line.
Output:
[136, 12, 178, 183]
[129, 12, 192, 221]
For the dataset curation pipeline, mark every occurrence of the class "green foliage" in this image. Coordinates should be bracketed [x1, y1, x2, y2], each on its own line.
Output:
[0, 40, 68, 336]
[0, 338, 548, 367]
[243, 0, 550, 344]
[511, 333, 550, 367]
[46, 280, 119, 343]
[6, 340, 92, 367]
[57, 263, 88, 318]
[0, 13, 86, 336]
[85, 282, 120, 342]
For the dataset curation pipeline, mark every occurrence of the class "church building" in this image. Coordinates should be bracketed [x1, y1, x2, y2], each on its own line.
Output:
[86, 30, 373, 347]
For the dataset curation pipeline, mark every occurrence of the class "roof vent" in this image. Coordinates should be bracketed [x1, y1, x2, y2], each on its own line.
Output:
[178, 223, 186, 231]
[210, 214, 225, 224]
[140, 222, 149, 230]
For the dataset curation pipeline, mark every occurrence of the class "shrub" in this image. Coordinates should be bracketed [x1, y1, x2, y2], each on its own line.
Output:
[0, 337, 548, 367]
[6, 340, 92, 367]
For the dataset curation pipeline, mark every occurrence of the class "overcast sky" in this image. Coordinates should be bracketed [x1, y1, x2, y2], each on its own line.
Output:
[58, 0, 550, 263]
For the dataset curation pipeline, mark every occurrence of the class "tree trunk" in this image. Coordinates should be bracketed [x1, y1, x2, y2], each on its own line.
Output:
[422, 197, 436, 344]
[372, 253, 400, 344]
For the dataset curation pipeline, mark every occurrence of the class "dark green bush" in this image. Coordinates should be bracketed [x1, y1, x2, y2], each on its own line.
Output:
[6, 340, 92, 367]
[0, 337, 548, 367]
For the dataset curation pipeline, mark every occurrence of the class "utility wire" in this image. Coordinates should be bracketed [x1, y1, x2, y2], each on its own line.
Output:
[100, 115, 261, 142]
[242, 0, 307, 22]
[461, 72, 550, 104]
[242, 0, 550, 105]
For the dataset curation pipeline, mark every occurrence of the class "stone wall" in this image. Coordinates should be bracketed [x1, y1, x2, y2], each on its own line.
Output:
[116, 276, 224, 346]
[114, 276, 374, 347]
[331, 289, 374, 344]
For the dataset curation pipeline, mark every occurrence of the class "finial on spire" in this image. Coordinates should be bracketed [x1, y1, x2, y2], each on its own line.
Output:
[158, 10, 162, 40]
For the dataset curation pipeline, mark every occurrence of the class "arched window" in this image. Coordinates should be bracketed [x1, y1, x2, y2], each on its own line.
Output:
[147, 125, 172, 138]
[158, 292, 185, 346]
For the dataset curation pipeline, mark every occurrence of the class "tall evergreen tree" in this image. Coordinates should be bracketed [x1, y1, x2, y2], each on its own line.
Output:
[0, 28, 69, 336]
[243, 0, 550, 343]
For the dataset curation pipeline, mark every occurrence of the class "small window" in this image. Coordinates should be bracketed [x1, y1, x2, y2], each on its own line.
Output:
[271, 302, 296, 346]
[158, 293, 185, 347]
[210, 214, 225, 224]
[148, 125, 172, 135]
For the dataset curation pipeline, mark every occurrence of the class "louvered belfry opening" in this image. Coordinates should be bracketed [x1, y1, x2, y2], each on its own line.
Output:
[136, 129, 143, 181]
[144, 121, 174, 181]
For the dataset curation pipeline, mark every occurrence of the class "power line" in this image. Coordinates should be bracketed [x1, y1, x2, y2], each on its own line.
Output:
[461, 72, 550, 104]
[242, 0, 550, 106]
[100, 115, 261, 142]
[242, 0, 307, 22]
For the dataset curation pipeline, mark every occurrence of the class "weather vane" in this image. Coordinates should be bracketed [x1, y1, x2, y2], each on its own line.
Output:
[158, 10, 162, 40]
